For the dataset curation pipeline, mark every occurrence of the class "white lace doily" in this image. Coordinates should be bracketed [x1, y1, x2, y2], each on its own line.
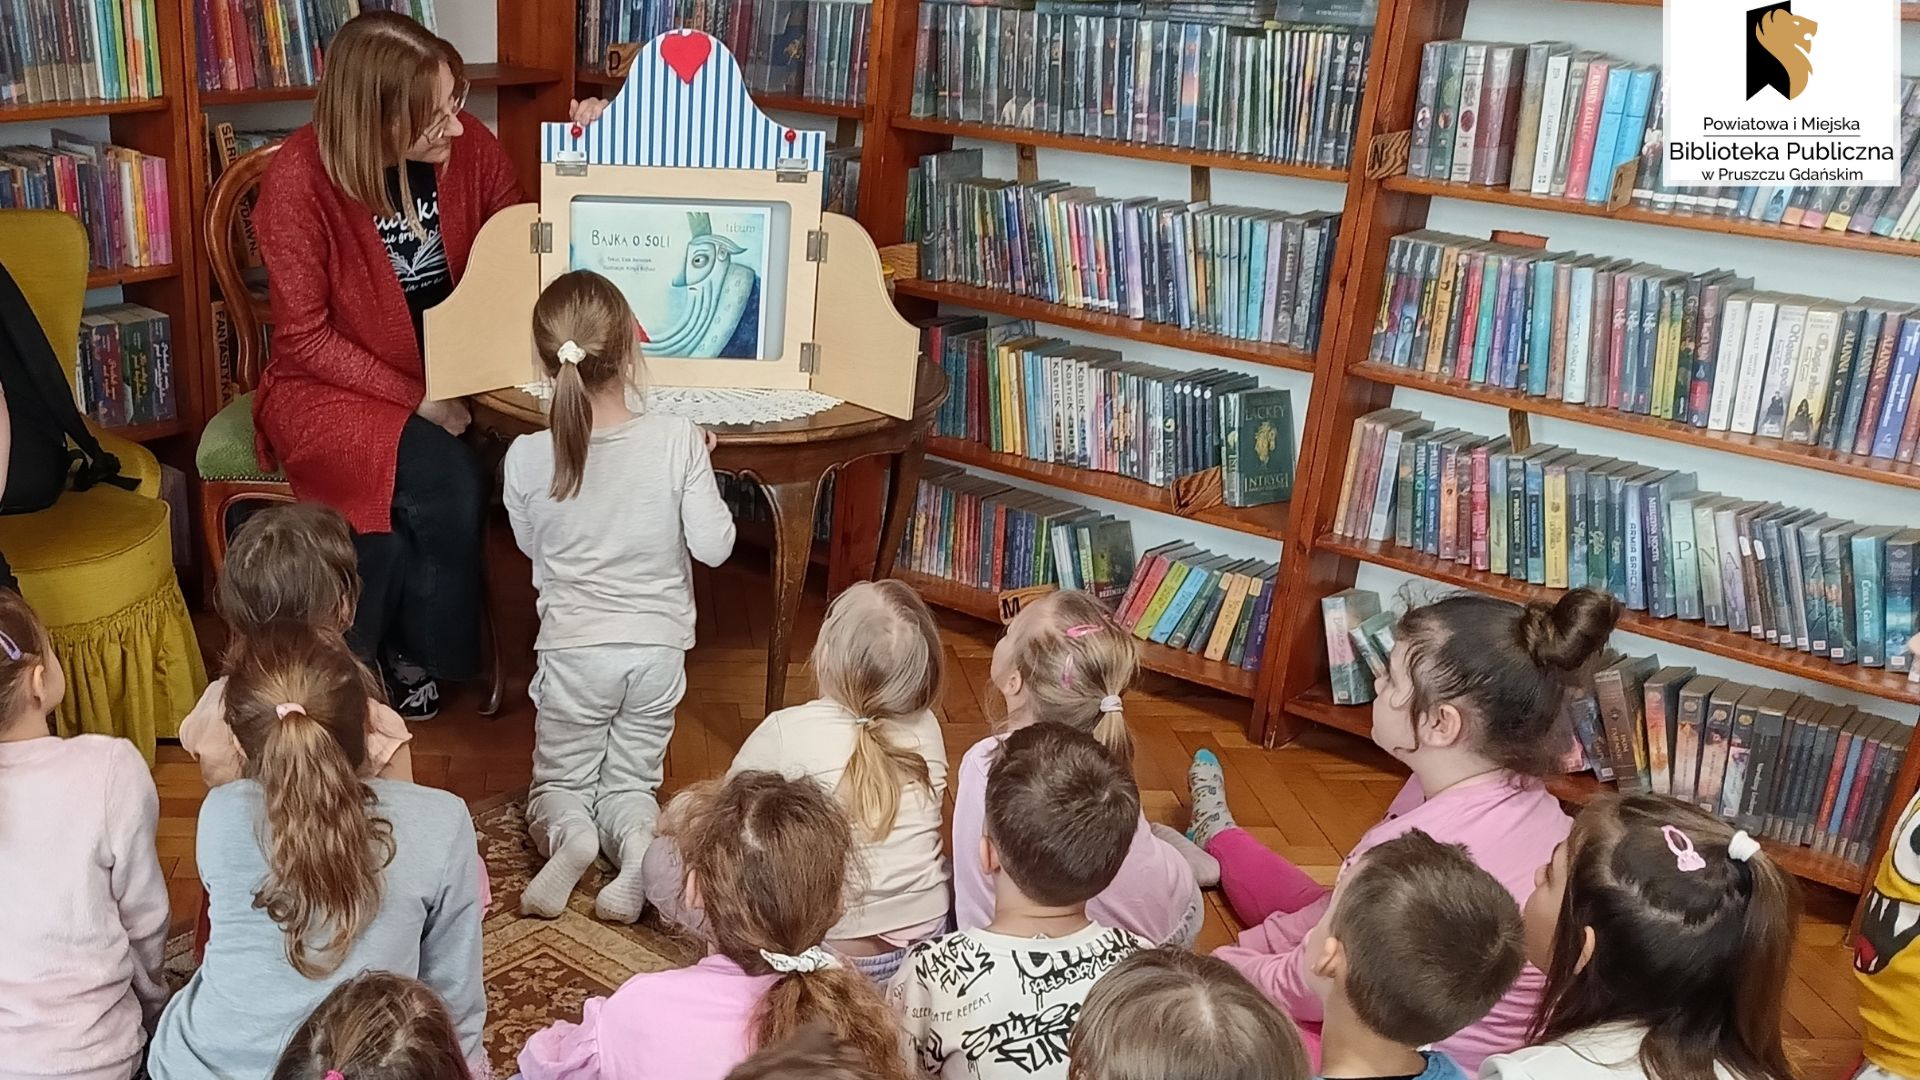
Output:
[516, 382, 841, 426]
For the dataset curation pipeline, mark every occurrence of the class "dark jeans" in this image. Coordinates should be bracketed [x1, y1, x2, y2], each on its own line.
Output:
[349, 415, 485, 682]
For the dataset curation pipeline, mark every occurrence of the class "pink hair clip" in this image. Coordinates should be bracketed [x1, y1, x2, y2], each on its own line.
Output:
[1663, 825, 1706, 872]
[325, 1072, 346, 1080]
[1064, 623, 1104, 638]
[0, 629, 19, 661]
[275, 702, 306, 720]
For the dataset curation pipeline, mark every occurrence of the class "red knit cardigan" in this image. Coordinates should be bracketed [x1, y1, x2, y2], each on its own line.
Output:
[252, 116, 523, 533]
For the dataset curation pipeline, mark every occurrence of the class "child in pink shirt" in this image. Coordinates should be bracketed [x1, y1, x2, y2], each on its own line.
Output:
[1184, 589, 1619, 1073]
[180, 503, 412, 787]
[951, 590, 1202, 947]
[518, 771, 909, 1080]
[0, 592, 168, 1080]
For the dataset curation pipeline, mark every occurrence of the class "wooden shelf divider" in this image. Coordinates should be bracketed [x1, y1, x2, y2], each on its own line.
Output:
[1355, 361, 1920, 491]
[894, 277, 1318, 372]
[85, 264, 181, 289]
[1383, 175, 1920, 260]
[892, 115, 1352, 182]
[201, 62, 564, 106]
[928, 436, 1290, 539]
[1315, 533, 1920, 706]
[895, 568, 1259, 697]
[0, 96, 172, 122]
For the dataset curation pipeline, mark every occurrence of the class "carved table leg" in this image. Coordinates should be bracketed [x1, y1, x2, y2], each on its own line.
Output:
[757, 473, 826, 716]
[873, 442, 928, 581]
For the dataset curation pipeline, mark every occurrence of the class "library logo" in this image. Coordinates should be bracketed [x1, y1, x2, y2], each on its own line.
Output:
[1746, 3, 1817, 101]
[1666, 0, 1898, 186]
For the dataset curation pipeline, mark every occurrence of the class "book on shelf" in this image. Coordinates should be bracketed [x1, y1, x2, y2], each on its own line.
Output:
[920, 315, 1299, 501]
[1320, 587, 1380, 704]
[913, 148, 1340, 353]
[911, 2, 1371, 169]
[1549, 653, 1913, 870]
[207, 123, 290, 268]
[0, 133, 170, 271]
[196, 0, 435, 92]
[824, 146, 860, 215]
[1333, 407, 1920, 679]
[1369, 230, 1920, 466]
[0, 0, 165, 104]
[73, 301, 175, 429]
[581, 0, 868, 104]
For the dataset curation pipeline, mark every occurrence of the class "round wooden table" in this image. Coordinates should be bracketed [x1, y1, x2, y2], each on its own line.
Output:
[473, 362, 947, 714]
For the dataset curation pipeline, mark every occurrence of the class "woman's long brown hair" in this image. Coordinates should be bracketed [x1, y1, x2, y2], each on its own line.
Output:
[531, 270, 641, 500]
[226, 622, 396, 978]
[313, 11, 460, 227]
[1533, 794, 1799, 1080]
[680, 772, 909, 1080]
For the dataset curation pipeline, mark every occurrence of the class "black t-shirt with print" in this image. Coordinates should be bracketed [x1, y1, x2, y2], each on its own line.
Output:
[375, 160, 454, 348]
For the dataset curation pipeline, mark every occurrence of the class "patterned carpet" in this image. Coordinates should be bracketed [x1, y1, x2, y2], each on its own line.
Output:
[164, 790, 700, 1077]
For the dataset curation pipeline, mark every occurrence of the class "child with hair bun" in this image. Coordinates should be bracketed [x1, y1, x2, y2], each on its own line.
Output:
[0, 592, 168, 1080]
[1484, 794, 1800, 1080]
[504, 269, 735, 922]
[150, 624, 487, 1080]
[1188, 588, 1620, 1070]
[950, 590, 1202, 947]
[645, 579, 950, 983]
[272, 971, 472, 1080]
[1067, 949, 1310, 1080]
[519, 771, 909, 1080]
[182, 501, 414, 787]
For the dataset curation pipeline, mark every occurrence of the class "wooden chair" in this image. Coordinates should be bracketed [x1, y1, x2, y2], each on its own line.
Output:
[201, 145, 504, 714]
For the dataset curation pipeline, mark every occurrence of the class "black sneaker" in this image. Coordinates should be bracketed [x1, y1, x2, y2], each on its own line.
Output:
[385, 654, 441, 723]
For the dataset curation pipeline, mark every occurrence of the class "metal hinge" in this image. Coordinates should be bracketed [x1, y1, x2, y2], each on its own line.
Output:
[799, 342, 820, 373]
[554, 160, 589, 178]
[805, 229, 829, 263]
[776, 160, 811, 184]
[530, 220, 553, 254]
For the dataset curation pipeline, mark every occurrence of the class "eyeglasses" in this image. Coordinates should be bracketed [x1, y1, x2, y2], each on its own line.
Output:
[422, 77, 470, 141]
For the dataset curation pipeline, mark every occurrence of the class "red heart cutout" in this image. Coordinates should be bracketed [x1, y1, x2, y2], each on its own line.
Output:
[660, 31, 711, 86]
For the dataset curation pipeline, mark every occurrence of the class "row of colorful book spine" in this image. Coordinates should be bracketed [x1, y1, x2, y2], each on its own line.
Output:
[0, 132, 170, 271]
[76, 301, 175, 429]
[194, 0, 432, 92]
[1334, 407, 1920, 674]
[911, 4, 1370, 169]
[581, 0, 870, 104]
[1370, 230, 1920, 464]
[0, 0, 164, 104]
[1114, 540, 1275, 670]
[911, 149, 1339, 353]
[902, 461, 1124, 593]
[923, 316, 1296, 504]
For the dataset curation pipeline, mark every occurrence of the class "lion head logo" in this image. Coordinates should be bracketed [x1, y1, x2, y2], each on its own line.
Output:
[1747, 2, 1817, 101]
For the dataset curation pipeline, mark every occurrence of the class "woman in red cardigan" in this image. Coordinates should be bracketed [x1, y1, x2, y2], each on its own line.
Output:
[254, 12, 602, 717]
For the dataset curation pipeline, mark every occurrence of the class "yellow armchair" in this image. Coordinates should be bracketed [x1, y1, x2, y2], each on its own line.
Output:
[0, 210, 206, 759]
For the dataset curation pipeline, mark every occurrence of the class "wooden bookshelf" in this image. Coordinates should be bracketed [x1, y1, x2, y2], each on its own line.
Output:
[199, 62, 565, 105]
[103, 418, 189, 443]
[1355, 361, 1920, 492]
[1316, 533, 1920, 706]
[895, 568, 1260, 696]
[1285, 687, 1870, 891]
[892, 115, 1350, 182]
[1382, 175, 1920, 261]
[85, 264, 182, 289]
[928, 436, 1290, 540]
[894, 278, 1319, 373]
[0, 96, 172, 122]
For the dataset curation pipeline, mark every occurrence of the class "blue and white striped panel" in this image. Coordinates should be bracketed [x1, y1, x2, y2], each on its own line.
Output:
[540, 30, 827, 171]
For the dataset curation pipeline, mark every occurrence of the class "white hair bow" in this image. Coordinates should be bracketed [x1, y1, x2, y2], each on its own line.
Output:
[556, 340, 586, 365]
[1726, 830, 1760, 863]
[759, 946, 838, 974]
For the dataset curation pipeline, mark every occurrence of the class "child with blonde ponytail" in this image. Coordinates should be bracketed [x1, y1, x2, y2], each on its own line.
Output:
[149, 624, 486, 1080]
[503, 269, 735, 922]
[642, 580, 950, 983]
[950, 589, 1203, 947]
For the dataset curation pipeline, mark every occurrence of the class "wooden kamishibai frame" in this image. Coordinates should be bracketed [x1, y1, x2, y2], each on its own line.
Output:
[425, 29, 918, 418]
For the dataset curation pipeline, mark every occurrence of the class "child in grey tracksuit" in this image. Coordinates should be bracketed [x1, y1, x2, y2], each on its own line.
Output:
[503, 270, 736, 924]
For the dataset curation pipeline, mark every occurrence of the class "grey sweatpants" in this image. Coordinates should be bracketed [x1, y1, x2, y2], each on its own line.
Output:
[527, 644, 686, 864]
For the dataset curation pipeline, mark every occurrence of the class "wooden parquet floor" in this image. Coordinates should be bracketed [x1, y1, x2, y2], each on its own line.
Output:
[152, 527, 1868, 1078]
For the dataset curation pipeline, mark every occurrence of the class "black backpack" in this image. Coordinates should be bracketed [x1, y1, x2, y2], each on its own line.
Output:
[0, 259, 135, 512]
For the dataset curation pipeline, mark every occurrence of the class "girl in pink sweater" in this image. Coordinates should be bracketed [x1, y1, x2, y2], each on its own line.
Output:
[519, 771, 909, 1080]
[0, 592, 169, 1080]
[951, 589, 1202, 947]
[1184, 589, 1620, 1073]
